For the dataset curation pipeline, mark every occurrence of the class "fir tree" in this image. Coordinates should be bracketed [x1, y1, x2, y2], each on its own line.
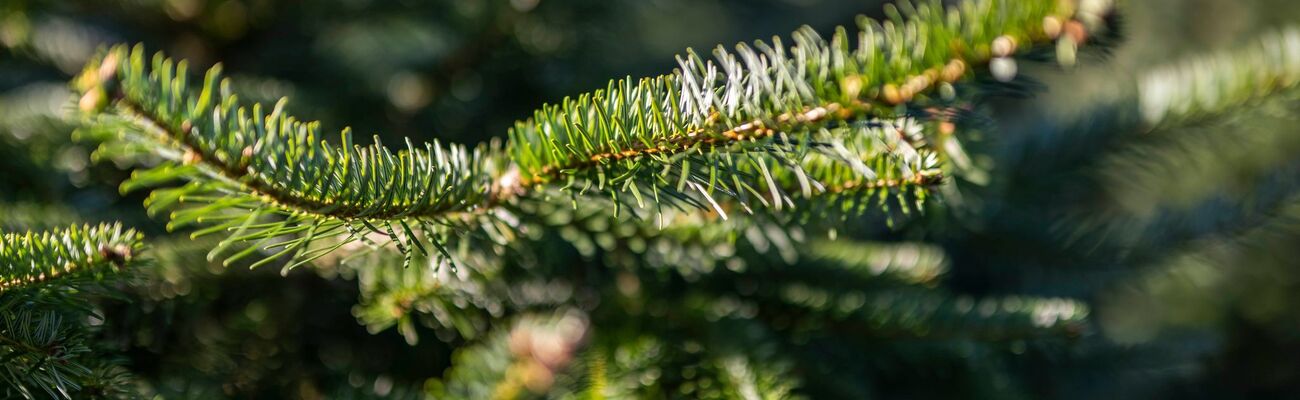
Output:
[2, 0, 1298, 398]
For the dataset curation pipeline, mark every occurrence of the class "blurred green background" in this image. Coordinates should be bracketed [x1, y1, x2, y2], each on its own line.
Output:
[4, 0, 1300, 398]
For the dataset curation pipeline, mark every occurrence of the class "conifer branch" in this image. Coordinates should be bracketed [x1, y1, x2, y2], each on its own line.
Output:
[506, 0, 1113, 201]
[1064, 26, 1300, 245]
[0, 224, 142, 398]
[77, 49, 502, 222]
[116, 99, 502, 222]
[0, 224, 142, 292]
[1139, 26, 1300, 127]
[71, 0, 1114, 267]
[0, 307, 96, 399]
[514, 103, 853, 187]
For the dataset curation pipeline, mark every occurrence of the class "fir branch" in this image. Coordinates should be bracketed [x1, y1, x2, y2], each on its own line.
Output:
[71, 0, 1114, 267]
[1139, 26, 1300, 127]
[769, 288, 1090, 341]
[696, 239, 1089, 341]
[0, 307, 95, 399]
[513, 103, 853, 187]
[113, 98, 500, 222]
[1064, 26, 1300, 248]
[506, 0, 1113, 201]
[0, 297, 139, 400]
[0, 223, 142, 292]
[75, 45, 506, 268]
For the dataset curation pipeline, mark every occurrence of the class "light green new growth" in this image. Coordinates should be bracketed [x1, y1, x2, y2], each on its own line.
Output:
[0, 223, 143, 292]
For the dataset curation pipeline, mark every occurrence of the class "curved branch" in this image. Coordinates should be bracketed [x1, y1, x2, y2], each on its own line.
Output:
[69, 0, 1114, 267]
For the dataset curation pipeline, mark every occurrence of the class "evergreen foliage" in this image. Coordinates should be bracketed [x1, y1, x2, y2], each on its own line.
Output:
[1, 223, 142, 293]
[67, 0, 1110, 271]
[0, 223, 142, 398]
[5, 0, 1300, 398]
